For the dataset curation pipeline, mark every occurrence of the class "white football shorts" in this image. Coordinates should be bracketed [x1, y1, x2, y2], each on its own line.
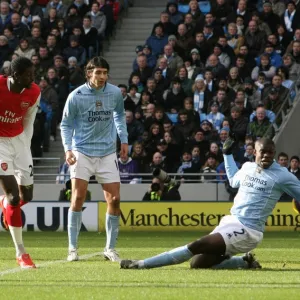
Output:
[210, 215, 263, 256]
[70, 151, 120, 184]
[0, 132, 34, 186]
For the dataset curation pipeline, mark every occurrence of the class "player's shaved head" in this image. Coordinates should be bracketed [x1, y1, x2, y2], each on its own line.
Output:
[255, 138, 275, 150]
[254, 138, 276, 169]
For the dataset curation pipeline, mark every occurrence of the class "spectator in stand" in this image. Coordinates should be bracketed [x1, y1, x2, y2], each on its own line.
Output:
[217, 77, 236, 102]
[233, 89, 253, 119]
[289, 40, 300, 64]
[164, 76, 186, 113]
[177, 149, 200, 183]
[163, 119, 185, 147]
[144, 106, 169, 132]
[131, 141, 148, 173]
[39, 77, 58, 146]
[156, 56, 175, 82]
[175, 109, 196, 141]
[183, 97, 200, 126]
[241, 142, 255, 164]
[68, 0, 89, 19]
[87, 2, 107, 41]
[289, 156, 300, 180]
[234, 54, 251, 81]
[206, 102, 225, 133]
[277, 152, 289, 168]
[157, 44, 183, 75]
[27, 26, 44, 50]
[42, 8, 58, 37]
[45, 0, 67, 19]
[281, 1, 300, 33]
[243, 77, 261, 110]
[81, 15, 98, 59]
[144, 152, 167, 175]
[145, 23, 168, 57]
[244, 20, 267, 59]
[130, 54, 153, 86]
[165, 1, 183, 26]
[183, 13, 196, 38]
[10, 13, 30, 39]
[119, 84, 136, 113]
[188, 0, 204, 23]
[200, 119, 218, 142]
[188, 32, 210, 64]
[46, 34, 61, 57]
[176, 23, 193, 54]
[63, 35, 86, 67]
[226, 23, 245, 55]
[228, 106, 248, 143]
[200, 152, 219, 183]
[118, 152, 140, 184]
[227, 0, 252, 26]
[0, 2, 12, 33]
[209, 141, 223, 163]
[218, 127, 229, 150]
[282, 53, 300, 83]
[98, 0, 114, 38]
[0, 35, 13, 65]
[246, 106, 274, 141]
[186, 128, 210, 155]
[152, 11, 177, 36]
[251, 53, 276, 83]
[127, 84, 140, 105]
[14, 37, 36, 59]
[126, 110, 144, 146]
[205, 54, 227, 80]
[177, 66, 193, 97]
[285, 27, 300, 54]
[203, 69, 217, 93]
[153, 68, 169, 91]
[260, 1, 281, 34]
[65, 6, 82, 32]
[249, 103, 276, 124]
[25, 0, 44, 19]
[266, 33, 287, 57]
[209, 88, 231, 117]
[276, 66, 296, 100]
[3, 25, 19, 51]
[144, 77, 163, 107]
[144, 123, 163, 157]
[67, 56, 85, 91]
[227, 67, 243, 92]
[212, 43, 231, 69]
[212, 0, 233, 26]
[0, 61, 10, 75]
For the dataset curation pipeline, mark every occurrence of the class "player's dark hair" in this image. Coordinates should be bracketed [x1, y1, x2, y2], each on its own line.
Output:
[85, 56, 110, 79]
[9, 57, 33, 76]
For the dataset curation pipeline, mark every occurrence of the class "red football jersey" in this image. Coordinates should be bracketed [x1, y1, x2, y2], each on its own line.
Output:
[0, 76, 40, 137]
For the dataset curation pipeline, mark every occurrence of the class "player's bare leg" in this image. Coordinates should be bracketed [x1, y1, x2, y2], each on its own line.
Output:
[0, 175, 36, 268]
[67, 178, 88, 261]
[120, 233, 226, 269]
[102, 182, 121, 262]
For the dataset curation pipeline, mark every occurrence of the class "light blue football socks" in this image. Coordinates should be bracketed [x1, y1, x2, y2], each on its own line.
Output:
[105, 213, 120, 249]
[140, 245, 193, 269]
[212, 256, 248, 269]
[68, 209, 82, 250]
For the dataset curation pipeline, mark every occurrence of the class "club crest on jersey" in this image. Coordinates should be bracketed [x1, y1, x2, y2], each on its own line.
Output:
[20, 101, 29, 110]
[96, 101, 102, 109]
[1, 163, 8, 171]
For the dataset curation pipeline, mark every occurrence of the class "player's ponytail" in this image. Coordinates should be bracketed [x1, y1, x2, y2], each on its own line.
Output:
[9, 57, 33, 76]
[85, 56, 110, 80]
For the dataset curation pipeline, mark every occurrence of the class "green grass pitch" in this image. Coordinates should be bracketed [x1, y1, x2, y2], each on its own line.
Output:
[1, 231, 300, 300]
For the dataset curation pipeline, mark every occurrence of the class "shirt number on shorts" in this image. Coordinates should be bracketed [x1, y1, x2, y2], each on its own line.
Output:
[29, 165, 33, 177]
[226, 229, 245, 239]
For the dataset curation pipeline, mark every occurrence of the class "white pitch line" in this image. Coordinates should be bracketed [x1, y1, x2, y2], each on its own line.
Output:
[0, 252, 102, 277]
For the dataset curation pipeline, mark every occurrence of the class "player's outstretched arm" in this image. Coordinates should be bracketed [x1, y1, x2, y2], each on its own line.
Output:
[60, 94, 77, 153]
[113, 90, 128, 145]
[222, 137, 241, 188]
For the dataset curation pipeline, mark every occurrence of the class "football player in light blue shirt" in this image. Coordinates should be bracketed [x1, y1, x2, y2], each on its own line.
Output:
[120, 138, 300, 270]
[61, 57, 128, 262]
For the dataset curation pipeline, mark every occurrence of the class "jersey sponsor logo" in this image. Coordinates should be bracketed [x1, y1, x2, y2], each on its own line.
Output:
[96, 101, 102, 107]
[241, 175, 267, 192]
[20, 101, 30, 110]
[1, 163, 8, 171]
[88, 110, 112, 122]
[0, 110, 23, 123]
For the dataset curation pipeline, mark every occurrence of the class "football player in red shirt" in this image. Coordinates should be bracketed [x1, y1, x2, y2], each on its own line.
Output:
[0, 57, 40, 269]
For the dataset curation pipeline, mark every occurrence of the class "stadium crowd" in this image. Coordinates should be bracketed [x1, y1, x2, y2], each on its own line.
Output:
[1, 0, 300, 185]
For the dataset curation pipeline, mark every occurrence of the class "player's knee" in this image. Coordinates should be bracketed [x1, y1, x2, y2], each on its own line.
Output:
[19, 185, 33, 202]
[110, 196, 120, 208]
[7, 193, 20, 206]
